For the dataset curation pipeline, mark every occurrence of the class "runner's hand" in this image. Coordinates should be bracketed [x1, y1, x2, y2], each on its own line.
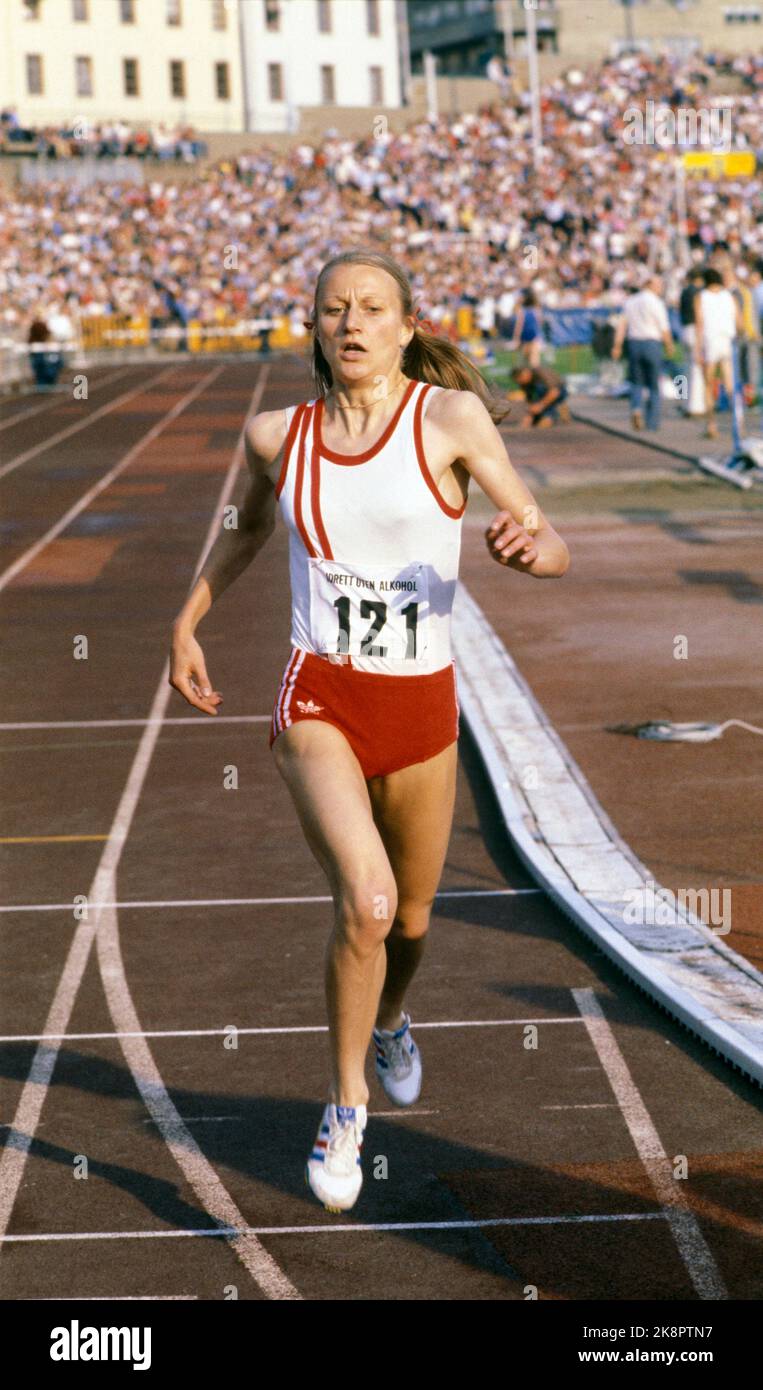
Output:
[485, 513, 539, 569]
[169, 629, 223, 715]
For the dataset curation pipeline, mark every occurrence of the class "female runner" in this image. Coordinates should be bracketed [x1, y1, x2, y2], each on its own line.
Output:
[169, 249, 569, 1213]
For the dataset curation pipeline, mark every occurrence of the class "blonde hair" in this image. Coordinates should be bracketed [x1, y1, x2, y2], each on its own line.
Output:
[305, 248, 511, 424]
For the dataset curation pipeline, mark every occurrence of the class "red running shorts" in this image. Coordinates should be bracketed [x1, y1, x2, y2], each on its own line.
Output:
[269, 646, 460, 780]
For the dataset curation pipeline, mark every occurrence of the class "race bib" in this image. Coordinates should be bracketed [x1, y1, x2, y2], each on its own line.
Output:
[308, 558, 429, 661]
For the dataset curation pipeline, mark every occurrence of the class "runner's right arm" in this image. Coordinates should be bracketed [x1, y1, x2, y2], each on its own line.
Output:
[168, 410, 287, 714]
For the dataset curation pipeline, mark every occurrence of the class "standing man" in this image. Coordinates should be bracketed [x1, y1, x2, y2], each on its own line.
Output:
[694, 267, 742, 440]
[612, 274, 674, 431]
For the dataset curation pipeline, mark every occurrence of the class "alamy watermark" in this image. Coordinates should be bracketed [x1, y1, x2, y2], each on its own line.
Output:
[622, 100, 732, 151]
[622, 880, 731, 936]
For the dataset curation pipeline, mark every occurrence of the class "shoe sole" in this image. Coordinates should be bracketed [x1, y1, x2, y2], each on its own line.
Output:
[304, 1164, 358, 1214]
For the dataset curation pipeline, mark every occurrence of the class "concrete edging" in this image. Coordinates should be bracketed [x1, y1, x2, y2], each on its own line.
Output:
[452, 583, 763, 1088]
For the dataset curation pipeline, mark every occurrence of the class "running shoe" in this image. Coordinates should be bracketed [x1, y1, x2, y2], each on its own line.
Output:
[305, 1102, 367, 1212]
[372, 1011, 422, 1106]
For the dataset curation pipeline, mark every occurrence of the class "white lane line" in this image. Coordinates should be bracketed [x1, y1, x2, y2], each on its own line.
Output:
[90, 365, 298, 1303]
[0, 365, 300, 1302]
[572, 987, 729, 1301]
[542, 1105, 618, 1112]
[0, 362, 182, 481]
[2, 1212, 668, 1244]
[0, 368, 135, 433]
[34, 1295, 199, 1301]
[0, 1016, 585, 1044]
[0, 716, 270, 729]
[0, 888, 541, 913]
[0, 366, 220, 593]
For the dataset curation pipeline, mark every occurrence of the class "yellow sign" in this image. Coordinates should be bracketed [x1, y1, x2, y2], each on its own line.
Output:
[682, 151, 756, 178]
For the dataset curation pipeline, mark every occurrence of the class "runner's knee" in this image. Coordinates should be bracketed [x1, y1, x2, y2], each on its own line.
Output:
[389, 900, 433, 940]
[334, 874, 399, 951]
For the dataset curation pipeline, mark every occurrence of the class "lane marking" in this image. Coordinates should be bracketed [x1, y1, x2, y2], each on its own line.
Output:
[0, 367, 221, 593]
[33, 1295, 199, 1300]
[0, 368, 135, 433]
[0, 835, 108, 844]
[0, 364, 300, 1302]
[0, 716, 271, 730]
[572, 987, 729, 1301]
[0, 362, 182, 480]
[1, 1212, 667, 1244]
[0, 1017, 586, 1044]
[0, 888, 541, 913]
[541, 1103, 617, 1110]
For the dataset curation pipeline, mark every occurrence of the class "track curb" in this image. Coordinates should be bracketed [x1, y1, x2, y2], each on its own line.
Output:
[452, 584, 763, 1088]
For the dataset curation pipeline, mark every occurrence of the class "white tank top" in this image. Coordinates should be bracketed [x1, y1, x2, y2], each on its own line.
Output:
[275, 378, 468, 675]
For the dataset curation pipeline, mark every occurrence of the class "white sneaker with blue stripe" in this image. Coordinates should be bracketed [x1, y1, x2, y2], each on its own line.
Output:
[305, 1102, 367, 1212]
[372, 1011, 422, 1106]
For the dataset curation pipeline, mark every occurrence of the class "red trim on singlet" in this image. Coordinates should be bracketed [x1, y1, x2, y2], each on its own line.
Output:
[293, 402, 318, 558]
[413, 383, 468, 519]
[310, 421, 354, 664]
[310, 436, 333, 561]
[314, 378, 418, 464]
[275, 403, 306, 500]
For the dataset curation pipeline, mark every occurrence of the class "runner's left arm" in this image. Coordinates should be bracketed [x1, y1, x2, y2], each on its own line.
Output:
[434, 389, 569, 578]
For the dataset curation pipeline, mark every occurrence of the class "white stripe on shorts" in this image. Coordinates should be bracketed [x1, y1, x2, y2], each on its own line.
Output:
[273, 647, 306, 738]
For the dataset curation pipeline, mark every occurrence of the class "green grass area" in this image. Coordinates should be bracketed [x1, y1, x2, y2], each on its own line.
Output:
[481, 343, 690, 386]
[482, 345, 598, 383]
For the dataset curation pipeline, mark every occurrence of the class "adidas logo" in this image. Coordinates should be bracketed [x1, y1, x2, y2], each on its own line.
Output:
[296, 698, 324, 714]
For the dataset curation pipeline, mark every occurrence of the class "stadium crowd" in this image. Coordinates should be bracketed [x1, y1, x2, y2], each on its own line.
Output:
[0, 108, 207, 162]
[1, 48, 763, 343]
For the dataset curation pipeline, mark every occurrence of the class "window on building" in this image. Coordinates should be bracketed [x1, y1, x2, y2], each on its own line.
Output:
[321, 64, 335, 103]
[215, 61, 230, 98]
[317, 0, 332, 34]
[212, 0, 227, 28]
[370, 65, 383, 103]
[119, 0, 136, 20]
[166, 0, 182, 25]
[72, 0, 89, 20]
[22, 0, 42, 18]
[75, 55, 93, 96]
[170, 59, 186, 97]
[723, 5, 762, 19]
[268, 62, 283, 100]
[123, 57, 139, 95]
[366, 0, 380, 33]
[25, 53, 43, 94]
[264, 0, 280, 30]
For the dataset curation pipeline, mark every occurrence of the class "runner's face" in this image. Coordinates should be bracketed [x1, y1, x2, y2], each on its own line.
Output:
[317, 266, 413, 387]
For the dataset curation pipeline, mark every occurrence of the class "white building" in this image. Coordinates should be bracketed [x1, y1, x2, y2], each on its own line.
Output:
[238, 0, 403, 132]
[0, 0, 245, 133]
[0, 0, 406, 137]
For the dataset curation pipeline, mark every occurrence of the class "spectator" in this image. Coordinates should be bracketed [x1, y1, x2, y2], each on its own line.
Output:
[612, 274, 674, 431]
[27, 310, 63, 387]
[726, 265, 760, 405]
[694, 266, 742, 440]
[511, 288, 543, 369]
[511, 362, 571, 429]
[679, 267, 707, 416]
[497, 287, 517, 340]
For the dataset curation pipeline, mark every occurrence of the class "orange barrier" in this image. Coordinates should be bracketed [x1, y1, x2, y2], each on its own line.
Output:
[73, 308, 476, 354]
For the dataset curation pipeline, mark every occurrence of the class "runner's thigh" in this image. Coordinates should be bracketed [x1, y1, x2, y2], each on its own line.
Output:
[367, 740, 458, 905]
[272, 720, 395, 904]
